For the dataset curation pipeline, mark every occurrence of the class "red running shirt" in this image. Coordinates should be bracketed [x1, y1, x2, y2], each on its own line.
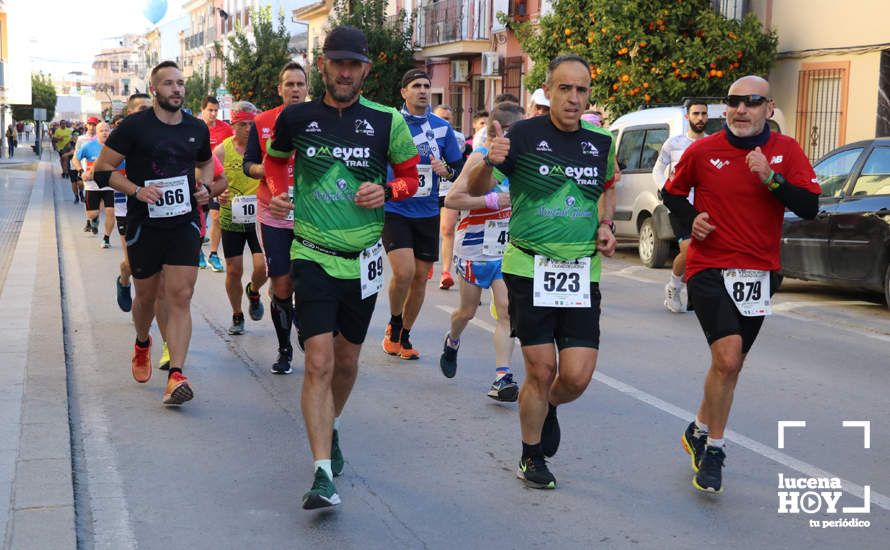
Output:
[207, 120, 233, 150]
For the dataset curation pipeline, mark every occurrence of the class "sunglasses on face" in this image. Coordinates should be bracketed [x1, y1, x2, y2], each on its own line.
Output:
[724, 94, 769, 108]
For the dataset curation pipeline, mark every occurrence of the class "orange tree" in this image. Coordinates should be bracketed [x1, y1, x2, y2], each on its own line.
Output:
[510, 0, 777, 116]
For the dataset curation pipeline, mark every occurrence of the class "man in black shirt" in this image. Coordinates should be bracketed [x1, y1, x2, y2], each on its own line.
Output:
[95, 61, 223, 406]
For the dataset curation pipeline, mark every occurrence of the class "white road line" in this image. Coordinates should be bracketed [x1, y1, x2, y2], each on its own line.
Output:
[435, 304, 890, 511]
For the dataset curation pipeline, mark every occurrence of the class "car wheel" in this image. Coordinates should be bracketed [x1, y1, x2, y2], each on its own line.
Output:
[638, 217, 671, 268]
[884, 263, 890, 309]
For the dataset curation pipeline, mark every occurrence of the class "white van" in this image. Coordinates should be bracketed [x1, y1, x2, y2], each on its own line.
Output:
[608, 102, 786, 267]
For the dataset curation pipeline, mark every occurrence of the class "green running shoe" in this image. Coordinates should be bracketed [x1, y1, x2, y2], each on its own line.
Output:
[302, 468, 340, 509]
[331, 429, 344, 477]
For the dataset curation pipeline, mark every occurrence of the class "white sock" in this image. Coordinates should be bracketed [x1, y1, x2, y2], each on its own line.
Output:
[707, 437, 725, 449]
[670, 273, 685, 288]
[695, 416, 709, 434]
[333, 417, 341, 432]
[314, 459, 333, 480]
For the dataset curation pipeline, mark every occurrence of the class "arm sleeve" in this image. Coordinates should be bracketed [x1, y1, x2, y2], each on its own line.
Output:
[264, 109, 296, 196]
[652, 139, 671, 188]
[243, 125, 262, 177]
[388, 156, 420, 201]
[770, 141, 821, 220]
[662, 144, 699, 226]
[603, 134, 617, 190]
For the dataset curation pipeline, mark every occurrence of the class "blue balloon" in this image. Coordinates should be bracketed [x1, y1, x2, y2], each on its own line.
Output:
[143, 0, 167, 24]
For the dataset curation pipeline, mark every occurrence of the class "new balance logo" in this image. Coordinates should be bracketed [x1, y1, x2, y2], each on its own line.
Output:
[536, 140, 552, 152]
[770, 155, 784, 165]
[306, 121, 321, 133]
[188, 137, 195, 142]
[710, 158, 730, 170]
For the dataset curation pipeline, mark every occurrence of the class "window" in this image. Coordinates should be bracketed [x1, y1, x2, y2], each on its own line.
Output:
[813, 147, 862, 198]
[850, 148, 890, 197]
[711, 0, 748, 20]
[450, 87, 464, 133]
[502, 57, 523, 105]
[617, 126, 668, 171]
[796, 62, 850, 162]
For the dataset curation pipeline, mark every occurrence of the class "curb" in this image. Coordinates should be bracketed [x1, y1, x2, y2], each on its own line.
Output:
[0, 160, 76, 549]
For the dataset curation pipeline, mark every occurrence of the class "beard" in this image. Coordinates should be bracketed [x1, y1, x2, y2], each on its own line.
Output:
[728, 120, 764, 138]
[690, 121, 707, 134]
[157, 95, 182, 113]
[324, 73, 364, 103]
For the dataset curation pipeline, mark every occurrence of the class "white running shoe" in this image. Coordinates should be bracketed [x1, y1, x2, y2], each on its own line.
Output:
[664, 283, 685, 313]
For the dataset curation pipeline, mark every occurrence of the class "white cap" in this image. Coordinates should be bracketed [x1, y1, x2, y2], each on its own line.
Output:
[531, 88, 550, 107]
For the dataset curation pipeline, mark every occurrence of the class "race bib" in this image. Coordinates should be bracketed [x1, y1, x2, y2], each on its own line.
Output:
[415, 165, 433, 197]
[359, 240, 385, 300]
[146, 176, 191, 219]
[482, 219, 509, 256]
[438, 178, 453, 197]
[285, 186, 295, 222]
[231, 194, 257, 224]
[722, 269, 771, 316]
[533, 256, 590, 308]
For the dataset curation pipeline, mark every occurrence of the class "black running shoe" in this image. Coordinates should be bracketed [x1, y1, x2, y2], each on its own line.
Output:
[693, 445, 726, 494]
[681, 421, 707, 472]
[271, 347, 293, 375]
[487, 373, 519, 402]
[439, 333, 458, 378]
[517, 455, 556, 489]
[91, 219, 99, 235]
[541, 404, 561, 457]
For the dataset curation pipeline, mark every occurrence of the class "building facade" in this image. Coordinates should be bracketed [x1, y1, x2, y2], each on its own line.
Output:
[91, 35, 147, 115]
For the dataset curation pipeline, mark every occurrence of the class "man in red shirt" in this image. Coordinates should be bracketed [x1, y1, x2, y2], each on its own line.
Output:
[663, 75, 820, 494]
[201, 96, 234, 272]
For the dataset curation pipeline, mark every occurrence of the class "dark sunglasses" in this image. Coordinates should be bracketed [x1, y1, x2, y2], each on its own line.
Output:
[724, 94, 769, 108]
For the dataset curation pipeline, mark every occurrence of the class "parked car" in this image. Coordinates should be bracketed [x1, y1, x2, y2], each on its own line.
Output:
[608, 103, 785, 267]
[780, 138, 890, 307]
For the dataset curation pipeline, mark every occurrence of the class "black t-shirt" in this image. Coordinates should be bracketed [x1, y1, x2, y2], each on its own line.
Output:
[105, 108, 212, 227]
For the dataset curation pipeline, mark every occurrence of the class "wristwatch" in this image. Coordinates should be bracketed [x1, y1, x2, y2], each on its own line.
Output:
[599, 218, 616, 233]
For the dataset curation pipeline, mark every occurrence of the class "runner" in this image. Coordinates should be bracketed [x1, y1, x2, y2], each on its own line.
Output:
[430, 103, 465, 291]
[242, 60, 308, 374]
[94, 60, 222, 406]
[652, 99, 708, 313]
[465, 55, 617, 490]
[74, 121, 116, 247]
[114, 93, 153, 312]
[214, 101, 266, 335]
[663, 76, 819, 494]
[53, 121, 77, 200]
[200, 96, 233, 273]
[71, 116, 98, 228]
[440, 101, 524, 401]
[381, 68, 463, 360]
[264, 25, 419, 509]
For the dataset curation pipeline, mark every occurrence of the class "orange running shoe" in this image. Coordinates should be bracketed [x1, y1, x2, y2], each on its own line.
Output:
[162, 371, 194, 405]
[427, 265, 434, 280]
[398, 331, 420, 360]
[439, 271, 454, 290]
[382, 323, 402, 355]
[132, 337, 152, 383]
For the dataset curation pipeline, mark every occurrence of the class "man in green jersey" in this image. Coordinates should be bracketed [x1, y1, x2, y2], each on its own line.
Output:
[264, 26, 420, 510]
[466, 55, 618, 489]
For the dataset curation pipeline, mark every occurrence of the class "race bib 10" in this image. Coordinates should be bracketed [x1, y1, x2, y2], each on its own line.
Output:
[231, 194, 257, 224]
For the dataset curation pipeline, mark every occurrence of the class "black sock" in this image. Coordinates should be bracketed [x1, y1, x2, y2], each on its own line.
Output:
[399, 327, 411, 345]
[548, 403, 557, 416]
[522, 442, 543, 460]
[389, 314, 403, 340]
[270, 295, 293, 350]
[168, 367, 182, 376]
[246, 282, 259, 298]
[233, 312, 244, 322]
[135, 337, 150, 348]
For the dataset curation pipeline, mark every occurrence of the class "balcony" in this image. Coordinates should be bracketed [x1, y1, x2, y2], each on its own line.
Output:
[417, 0, 491, 57]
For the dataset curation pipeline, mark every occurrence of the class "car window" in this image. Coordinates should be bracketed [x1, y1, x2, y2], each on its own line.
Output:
[814, 148, 863, 198]
[641, 128, 669, 170]
[617, 128, 645, 170]
[850, 147, 890, 197]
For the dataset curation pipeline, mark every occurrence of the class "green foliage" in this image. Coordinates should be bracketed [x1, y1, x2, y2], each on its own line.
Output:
[11, 73, 57, 121]
[222, 6, 294, 109]
[511, 0, 777, 117]
[184, 64, 222, 114]
[308, 0, 416, 107]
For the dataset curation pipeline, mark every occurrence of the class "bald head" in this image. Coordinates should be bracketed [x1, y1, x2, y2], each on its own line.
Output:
[728, 75, 770, 97]
[96, 121, 111, 144]
[725, 75, 774, 138]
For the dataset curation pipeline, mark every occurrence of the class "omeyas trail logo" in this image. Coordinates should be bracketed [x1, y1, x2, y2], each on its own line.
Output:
[538, 163, 600, 187]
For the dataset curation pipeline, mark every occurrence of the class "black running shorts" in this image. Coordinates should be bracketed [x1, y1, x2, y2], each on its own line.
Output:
[125, 221, 202, 279]
[686, 268, 779, 353]
[85, 189, 114, 211]
[290, 259, 377, 345]
[382, 212, 439, 263]
[259, 223, 294, 278]
[504, 273, 601, 350]
[221, 227, 263, 258]
[116, 216, 127, 237]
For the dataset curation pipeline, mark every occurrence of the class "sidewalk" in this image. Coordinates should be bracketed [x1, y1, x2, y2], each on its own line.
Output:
[0, 149, 76, 549]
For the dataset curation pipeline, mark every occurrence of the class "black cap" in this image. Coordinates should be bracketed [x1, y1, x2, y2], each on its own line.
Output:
[401, 68, 430, 88]
[323, 25, 370, 63]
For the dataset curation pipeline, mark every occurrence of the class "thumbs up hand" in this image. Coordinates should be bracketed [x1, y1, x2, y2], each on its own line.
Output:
[746, 146, 771, 183]
[485, 120, 511, 166]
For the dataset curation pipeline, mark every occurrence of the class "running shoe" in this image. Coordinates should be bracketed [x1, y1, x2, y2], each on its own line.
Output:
[439, 333, 459, 378]
[398, 331, 420, 360]
[198, 251, 207, 269]
[158, 341, 170, 371]
[101, 236, 111, 249]
[162, 371, 194, 405]
[90, 219, 99, 235]
[381, 323, 402, 356]
[681, 421, 707, 472]
[439, 271, 454, 290]
[664, 283, 684, 313]
[271, 347, 293, 375]
[246, 282, 264, 321]
[517, 455, 556, 489]
[302, 468, 340, 509]
[74, 194, 80, 205]
[116, 275, 132, 312]
[131, 337, 152, 383]
[541, 404, 561, 458]
[228, 313, 245, 335]
[208, 252, 224, 272]
[426, 265, 433, 280]
[693, 446, 726, 494]
[331, 429, 344, 477]
[83, 220, 91, 232]
[487, 373, 519, 402]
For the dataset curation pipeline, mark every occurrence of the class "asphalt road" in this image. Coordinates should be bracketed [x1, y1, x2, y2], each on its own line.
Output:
[54, 184, 889, 549]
